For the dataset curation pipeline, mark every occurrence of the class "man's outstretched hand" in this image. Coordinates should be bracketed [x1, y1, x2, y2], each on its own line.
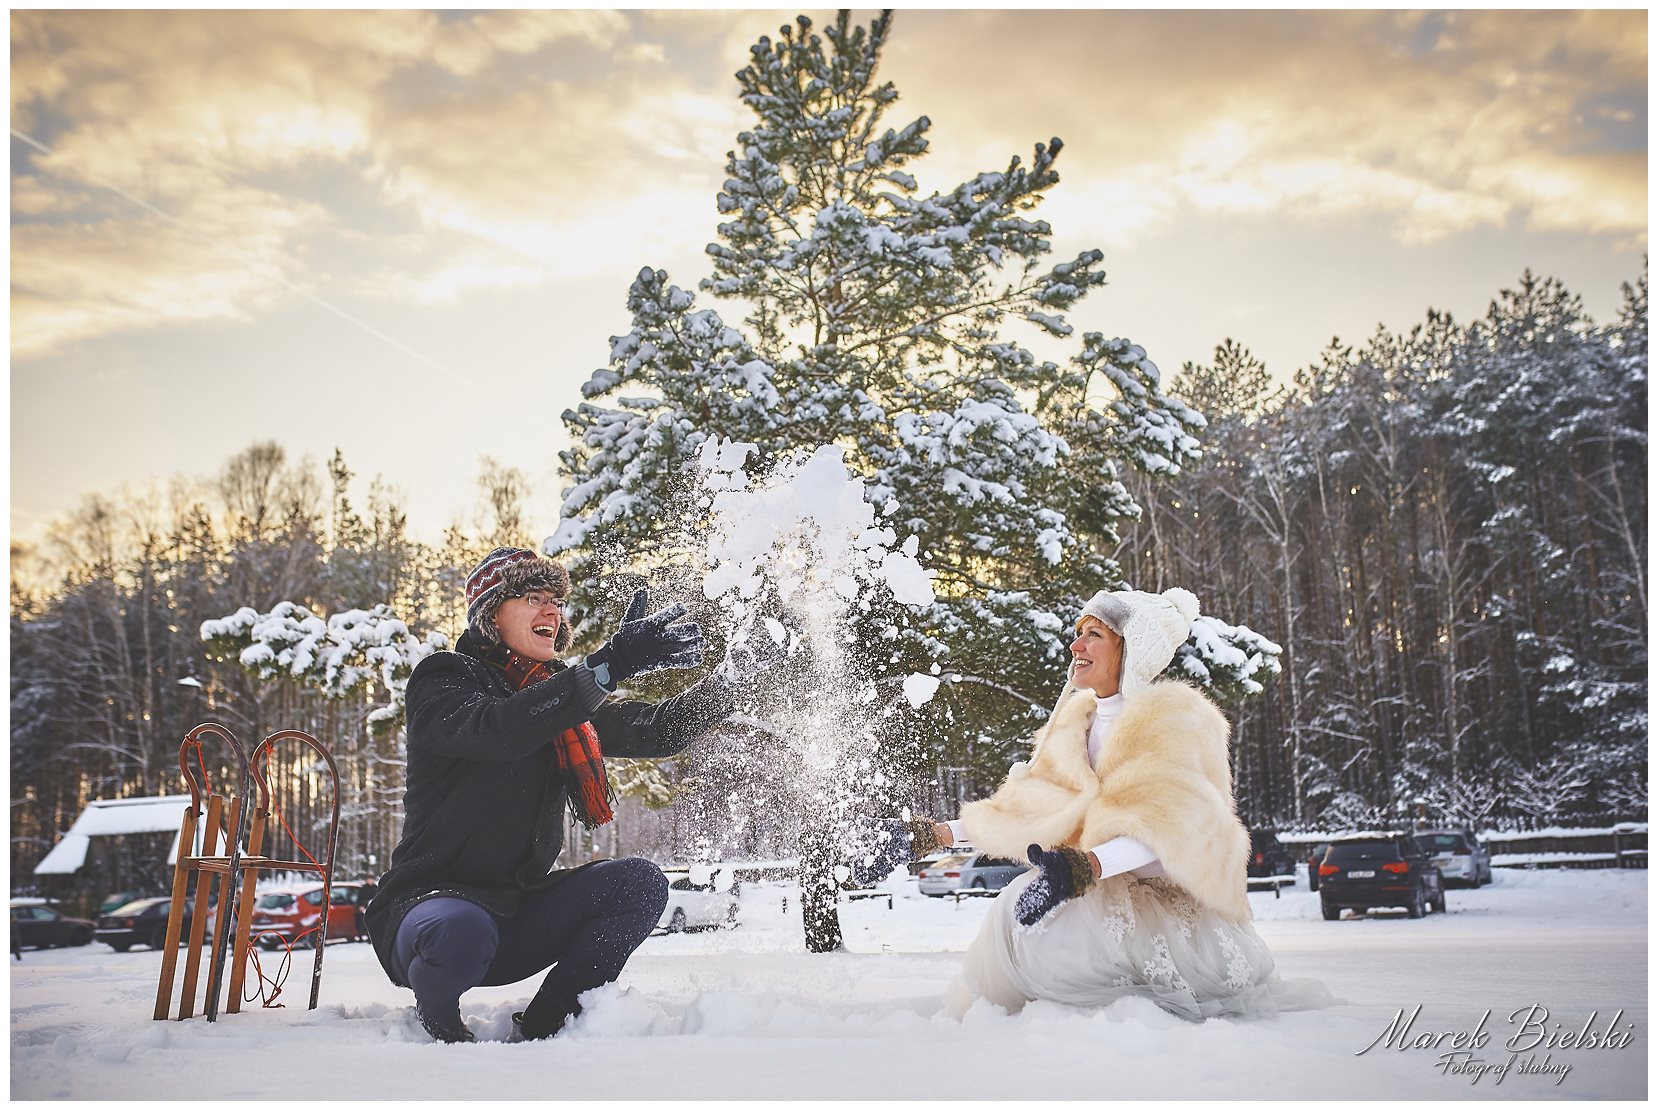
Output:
[586, 587, 706, 689]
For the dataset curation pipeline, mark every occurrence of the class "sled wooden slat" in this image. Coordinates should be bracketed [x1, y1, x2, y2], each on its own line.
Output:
[176, 793, 223, 1020]
[193, 856, 327, 875]
[152, 805, 199, 1020]
[202, 793, 244, 1021]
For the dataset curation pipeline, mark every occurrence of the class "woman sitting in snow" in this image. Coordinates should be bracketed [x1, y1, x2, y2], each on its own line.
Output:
[911, 587, 1305, 1021]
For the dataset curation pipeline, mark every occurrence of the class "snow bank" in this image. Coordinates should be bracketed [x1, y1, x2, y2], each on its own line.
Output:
[9, 869, 1645, 1100]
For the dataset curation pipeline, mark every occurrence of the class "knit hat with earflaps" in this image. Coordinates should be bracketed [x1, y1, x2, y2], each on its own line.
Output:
[1075, 587, 1200, 698]
[465, 546, 573, 651]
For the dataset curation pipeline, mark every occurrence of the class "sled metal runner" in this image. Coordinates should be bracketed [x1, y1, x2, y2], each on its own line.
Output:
[153, 723, 342, 1021]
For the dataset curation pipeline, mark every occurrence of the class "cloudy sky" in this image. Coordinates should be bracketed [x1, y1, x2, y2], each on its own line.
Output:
[10, 8, 1647, 549]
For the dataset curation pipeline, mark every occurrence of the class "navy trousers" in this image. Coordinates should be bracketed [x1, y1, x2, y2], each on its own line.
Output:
[392, 857, 668, 1039]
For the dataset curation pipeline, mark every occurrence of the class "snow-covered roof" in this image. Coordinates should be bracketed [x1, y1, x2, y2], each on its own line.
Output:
[33, 796, 192, 875]
[1278, 824, 1649, 845]
[1480, 823, 1648, 838]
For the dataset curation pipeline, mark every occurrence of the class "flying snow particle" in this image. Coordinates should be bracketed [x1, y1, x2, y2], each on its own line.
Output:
[902, 673, 941, 708]
[881, 548, 935, 606]
[762, 616, 787, 646]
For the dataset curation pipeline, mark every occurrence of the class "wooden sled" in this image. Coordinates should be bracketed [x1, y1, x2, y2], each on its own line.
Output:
[153, 723, 341, 1021]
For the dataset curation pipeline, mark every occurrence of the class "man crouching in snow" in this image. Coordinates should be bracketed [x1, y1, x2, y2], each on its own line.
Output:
[365, 547, 779, 1043]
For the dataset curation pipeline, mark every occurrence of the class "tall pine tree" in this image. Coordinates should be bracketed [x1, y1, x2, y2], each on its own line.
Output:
[555, 10, 1264, 720]
[551, 11, 1275, 947]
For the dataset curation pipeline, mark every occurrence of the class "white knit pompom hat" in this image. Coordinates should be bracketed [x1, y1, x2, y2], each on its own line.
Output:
[1075, 587, 1200, 697]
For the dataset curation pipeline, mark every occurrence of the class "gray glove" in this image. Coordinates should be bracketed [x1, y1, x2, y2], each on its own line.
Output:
[585, 587, 706, 689]
[1015, 843, 1094, 926]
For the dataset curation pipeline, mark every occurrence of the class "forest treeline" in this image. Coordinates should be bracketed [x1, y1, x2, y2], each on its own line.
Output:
[10, 267, 1647, 884]
[1131, 269, 1647, 830]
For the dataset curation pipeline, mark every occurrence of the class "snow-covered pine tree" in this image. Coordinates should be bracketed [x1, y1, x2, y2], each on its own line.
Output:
[200, 602, 447, 736]
[1434, 273, 1647, 816]
[552, 11, 1272, 949]
[554, 11, 1242, 757]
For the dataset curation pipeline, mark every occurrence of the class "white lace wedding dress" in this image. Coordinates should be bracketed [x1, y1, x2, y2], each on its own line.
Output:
[946, 869, 1325, 1021]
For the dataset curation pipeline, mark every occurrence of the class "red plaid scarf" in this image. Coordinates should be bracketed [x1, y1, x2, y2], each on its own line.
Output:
[481, 642, 614, 829]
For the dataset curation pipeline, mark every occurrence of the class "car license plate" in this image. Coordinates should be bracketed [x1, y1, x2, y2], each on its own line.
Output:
[1347, 870, 1375, 878]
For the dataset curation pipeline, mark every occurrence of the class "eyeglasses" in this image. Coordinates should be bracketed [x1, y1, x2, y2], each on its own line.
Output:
[515, 592, 566, 613]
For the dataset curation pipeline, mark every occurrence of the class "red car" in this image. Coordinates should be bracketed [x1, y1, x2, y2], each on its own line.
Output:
[247, 881, 376, 950]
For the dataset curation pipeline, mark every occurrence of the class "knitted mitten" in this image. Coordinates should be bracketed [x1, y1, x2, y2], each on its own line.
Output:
[852, 816, 939, 886]
[1014, 843, 1095, 926]
[904, 817, 941, 857]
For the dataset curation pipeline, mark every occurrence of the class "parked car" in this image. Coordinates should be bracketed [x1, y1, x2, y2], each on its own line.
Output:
[96, 896, 190, 952]
[1246, 829, 1297, 879]
[904, 851, 936, 877]
[248, 881, 374, 949]
[917, 852, 1028, 896]
[1318, 835, 1446, 920]
[912, 850, 954, 879]
[657, 869, 740, 933]
[98, 890, 151, 915]
[1414, 828, 1493, 887]
[1306, 842, 1332, 892]
[11, 901, 95, 950]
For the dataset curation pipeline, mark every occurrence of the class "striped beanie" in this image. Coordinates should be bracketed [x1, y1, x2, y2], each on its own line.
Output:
[465, 546, 572, 649]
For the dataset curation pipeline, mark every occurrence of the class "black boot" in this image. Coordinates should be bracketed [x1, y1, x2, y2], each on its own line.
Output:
[510, 1001, 578, 1042]
[415, 1001, 476, 1044]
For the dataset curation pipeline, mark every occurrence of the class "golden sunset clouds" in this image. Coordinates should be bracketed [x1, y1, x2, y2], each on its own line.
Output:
[9, 8, 1646, 544]
[889, 10, 1645, 249]
[10, 9, 745, 352]
[12, 8, 1644, 358]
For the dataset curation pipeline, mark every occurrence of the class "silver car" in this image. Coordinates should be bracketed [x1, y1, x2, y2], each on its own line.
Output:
[1416, 828, 1493, 887]
[656, 867, 741, 933]
[917, 851, 1029, 896]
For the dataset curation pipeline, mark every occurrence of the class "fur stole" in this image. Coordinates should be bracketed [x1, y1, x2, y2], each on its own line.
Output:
[960, 680, 1251, 922]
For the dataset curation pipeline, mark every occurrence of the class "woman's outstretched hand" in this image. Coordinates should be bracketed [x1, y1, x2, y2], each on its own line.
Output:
[848, 816, 942, 886]
[1014, 843, 1096, 926]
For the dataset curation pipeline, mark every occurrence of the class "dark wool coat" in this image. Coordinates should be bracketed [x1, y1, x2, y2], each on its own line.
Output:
[365, 631, 736, 984]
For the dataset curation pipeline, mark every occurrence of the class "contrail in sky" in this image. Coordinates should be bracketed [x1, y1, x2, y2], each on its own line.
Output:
[11, 126, 466, 386]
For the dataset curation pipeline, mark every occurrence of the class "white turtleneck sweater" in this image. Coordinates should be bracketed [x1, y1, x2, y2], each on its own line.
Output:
[946, 692, 1165, 880]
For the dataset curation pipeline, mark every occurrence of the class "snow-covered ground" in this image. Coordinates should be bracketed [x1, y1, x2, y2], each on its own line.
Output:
[10, 868, 1645, 1099]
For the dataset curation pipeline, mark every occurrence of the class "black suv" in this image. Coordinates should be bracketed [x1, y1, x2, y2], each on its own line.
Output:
[1246, 829, 1296, 879]
[1317, 834, 1446, 920]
